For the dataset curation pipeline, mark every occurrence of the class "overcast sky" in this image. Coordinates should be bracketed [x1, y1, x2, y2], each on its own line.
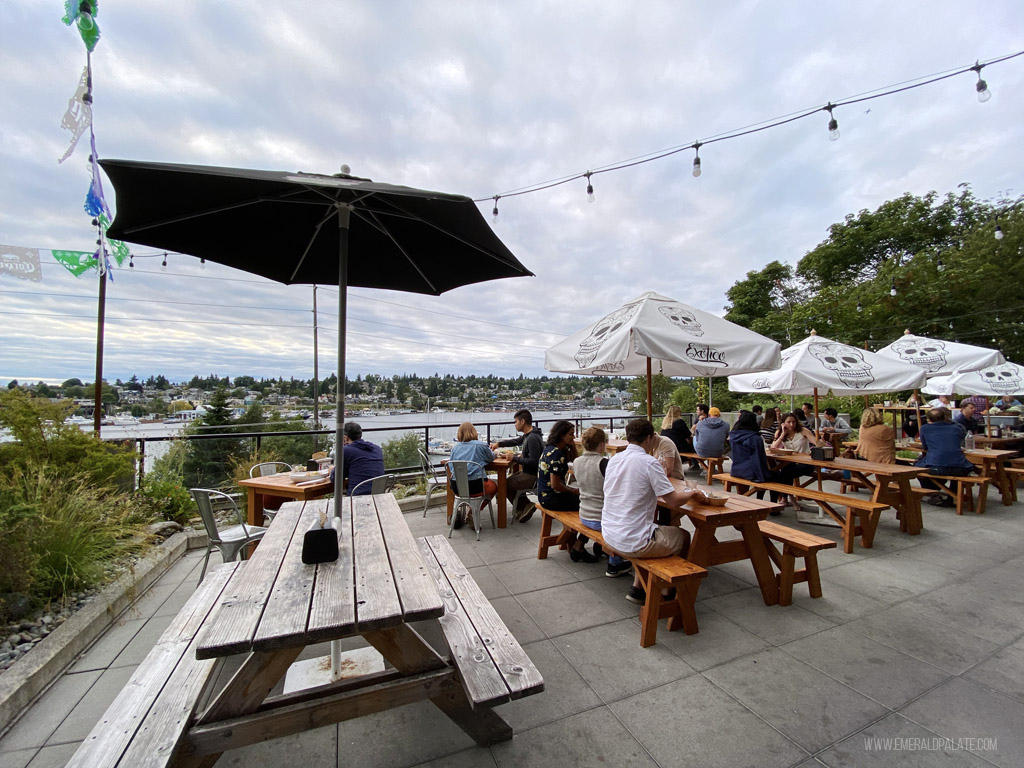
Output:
[2, 1, 1022, 386]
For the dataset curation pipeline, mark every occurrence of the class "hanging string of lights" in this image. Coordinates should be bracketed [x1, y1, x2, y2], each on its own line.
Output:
[479, 50, 1023, 219]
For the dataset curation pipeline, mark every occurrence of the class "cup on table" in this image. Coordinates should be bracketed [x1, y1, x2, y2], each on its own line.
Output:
[883, 400, 892, 407]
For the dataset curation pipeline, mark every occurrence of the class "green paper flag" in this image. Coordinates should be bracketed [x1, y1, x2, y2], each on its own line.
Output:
[62, 0, 101, 53]
[51, 249, 96, 277]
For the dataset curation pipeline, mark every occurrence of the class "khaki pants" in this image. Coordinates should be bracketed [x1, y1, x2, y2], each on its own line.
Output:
[619, 525, 690, 559]
[506, 471, 537, 507]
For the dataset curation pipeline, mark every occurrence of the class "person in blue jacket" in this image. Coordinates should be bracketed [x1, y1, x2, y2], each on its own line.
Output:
[727, 410, 798, 516]
[692, 406, 728, 457]
[916, 408, 976, 507]
[330, 422, 385, 496]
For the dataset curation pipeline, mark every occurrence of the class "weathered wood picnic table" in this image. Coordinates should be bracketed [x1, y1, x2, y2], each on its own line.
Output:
[68, 494, 542, 768]
[898, 444, 1018, 506]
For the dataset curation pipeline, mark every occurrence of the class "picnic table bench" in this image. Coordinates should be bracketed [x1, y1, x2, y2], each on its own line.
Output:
[893, 456, 996, 514]
[715, 472, 889, 554]
[68, 494, 542, 768]
[536, 503, 707, 648]
[757, 520, 836, 606]
[679, 452, 725, 485]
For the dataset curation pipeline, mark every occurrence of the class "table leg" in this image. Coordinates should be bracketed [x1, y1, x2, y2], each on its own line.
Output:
[246, 487, 260, 526]
[495, 466, 508, 528]
[737, 522, 780, 606]
[365, 624, 513, 746]
[994, 462, 1012, 506]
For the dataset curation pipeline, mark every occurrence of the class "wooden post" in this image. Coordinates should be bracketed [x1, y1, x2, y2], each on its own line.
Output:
[646, 357, 653, 421]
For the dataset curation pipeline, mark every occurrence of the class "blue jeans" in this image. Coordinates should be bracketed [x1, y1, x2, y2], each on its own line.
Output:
[581, 518, 623, 566]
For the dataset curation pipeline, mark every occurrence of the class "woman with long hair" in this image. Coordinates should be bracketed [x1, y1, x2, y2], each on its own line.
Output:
[853, 407, 896, 464]
[759, 408, 779, 445]
[660, 405, 696, 468]
[769, 411, 824, 512]
[538, 420, 598, 563]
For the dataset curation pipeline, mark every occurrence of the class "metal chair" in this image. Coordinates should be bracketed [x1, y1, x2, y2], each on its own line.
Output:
[249, 462, 296, 522]
[190, 488, 269, 586]
[418, 447, 448, 517]
[445, 460, 495, 541]
[348, 474, 398, 514]
[510, 479, 539, 524]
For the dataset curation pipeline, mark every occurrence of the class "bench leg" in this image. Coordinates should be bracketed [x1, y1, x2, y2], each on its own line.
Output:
[859, 508, 882, 549]
[777, 549, 796, 607]
[537, 511, 554, 559]
[804, 552, 823, 599]
[977, 483, 989, 515]
[636, 569, 662, 648]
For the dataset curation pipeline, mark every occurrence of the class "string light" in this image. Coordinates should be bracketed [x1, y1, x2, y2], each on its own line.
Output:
[585, 172, 595, 203]
[199, 258, 206, 270]
[889, 278, 897, 297]
[994, 219, 1004, 239]
[692, 142, 702, 177]
[128, 255, 134, 269]
[825, 103, 840, 141]
[160, 254, 167, 271]
[491, 195, 499, 223]
[76, 1, 95, 32]
[971, 61, 992, 102]
[827, 313, 833, 325]
[856, 300, 863, 313]
[936, 255, 945, 272]
[949, 320, 955, 329]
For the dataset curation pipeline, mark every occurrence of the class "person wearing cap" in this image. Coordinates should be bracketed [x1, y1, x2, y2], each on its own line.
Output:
[692, 406, 728, 458]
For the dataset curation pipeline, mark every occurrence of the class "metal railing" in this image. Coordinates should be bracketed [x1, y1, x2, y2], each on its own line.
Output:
[121, 413, 642, 490]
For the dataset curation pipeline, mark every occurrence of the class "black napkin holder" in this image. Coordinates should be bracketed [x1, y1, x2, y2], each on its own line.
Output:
[305, 459, 319, 471]
[301, 519, 339, 564]
[810, 445, 834, 461]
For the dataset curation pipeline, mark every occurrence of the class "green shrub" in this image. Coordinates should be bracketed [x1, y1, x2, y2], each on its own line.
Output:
[139, 478, 195, 524]
[382, 432, 422, 469]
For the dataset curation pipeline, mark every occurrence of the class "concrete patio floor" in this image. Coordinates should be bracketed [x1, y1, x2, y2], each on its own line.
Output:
[2, 479, 1023, 768]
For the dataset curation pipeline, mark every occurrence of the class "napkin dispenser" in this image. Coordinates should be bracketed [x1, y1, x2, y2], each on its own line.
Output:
[301, 511, 339, 564]
[810, 445, 834, 461]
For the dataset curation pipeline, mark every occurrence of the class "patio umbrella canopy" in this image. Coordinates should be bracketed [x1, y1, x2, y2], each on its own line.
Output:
[100, 158, 533, 506]
[876, 331, 1005, 376]
[922, 362, 1024, 397]
[728, 332, 928, 396]
[544, 291, 782, 419]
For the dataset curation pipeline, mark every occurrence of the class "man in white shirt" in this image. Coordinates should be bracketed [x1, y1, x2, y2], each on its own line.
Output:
[602, 418, 708, 604]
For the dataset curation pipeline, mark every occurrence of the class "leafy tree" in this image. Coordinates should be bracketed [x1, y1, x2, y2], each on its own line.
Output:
[7, 380, 18, 390]
[61, 378, 84, 388]
[181, 388, 240, 488]
[627, 374, 676, 416]
[381, 432, 422, 469]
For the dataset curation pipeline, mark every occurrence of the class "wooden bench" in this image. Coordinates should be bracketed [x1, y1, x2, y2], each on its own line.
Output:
[919, 473, 993, 515]
[535, 504, 707, 648]
[715, 473, 889, 554]
[757, 520, 836, 606]
[67, 562, 240, 768]
[1005, 466, 1023, 503]
[417, 535, 544, 707]
[680, 452, 725, 485]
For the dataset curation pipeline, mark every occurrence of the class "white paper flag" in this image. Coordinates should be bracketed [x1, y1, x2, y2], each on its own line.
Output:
[58, 67, 92, 164]
[0, 245, 43, 282]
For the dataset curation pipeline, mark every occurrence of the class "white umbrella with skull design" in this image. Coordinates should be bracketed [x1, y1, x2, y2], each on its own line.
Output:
[876, 331, 1004, 377]
[922, 362, 1024, 397]
[544, 292, 783, 419]
[728, 332, 927, 397]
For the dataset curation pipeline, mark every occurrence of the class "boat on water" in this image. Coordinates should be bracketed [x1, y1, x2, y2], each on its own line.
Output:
[113, 416, 140, 426]
[427, 439, 453, 457]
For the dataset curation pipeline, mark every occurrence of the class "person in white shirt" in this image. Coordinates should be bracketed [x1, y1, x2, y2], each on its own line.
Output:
[602, 418, 709, 605]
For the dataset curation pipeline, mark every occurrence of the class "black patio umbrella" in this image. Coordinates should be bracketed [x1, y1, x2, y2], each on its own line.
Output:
[100, 159, 533, 508]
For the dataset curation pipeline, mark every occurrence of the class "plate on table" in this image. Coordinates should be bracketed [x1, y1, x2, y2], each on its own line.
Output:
[287, 470, 328, 483]
[702, 494, 728, 507]
[768, 448, 794, 456]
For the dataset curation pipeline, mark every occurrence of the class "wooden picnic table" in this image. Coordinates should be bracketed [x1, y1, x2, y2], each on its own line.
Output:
[180, 495, 541, 762]
[769, 452, 927, 536]
[238, 472, 334, 526]
[573, 437, 629, 455]
[445, 454, 515, 527]
[658, 479, 784, 606]
[897, 444, 1018, 506]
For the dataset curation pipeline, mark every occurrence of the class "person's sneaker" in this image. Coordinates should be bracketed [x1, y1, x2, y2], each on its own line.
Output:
[769, 508, 782, 517]
[605, 560, 634, 578]
[591, 542, 604, 559]
[625, 585, 646, 605]
[927, 494, 947, 506]
[516, 505, 536, 523]
[569, 546, 600, 563]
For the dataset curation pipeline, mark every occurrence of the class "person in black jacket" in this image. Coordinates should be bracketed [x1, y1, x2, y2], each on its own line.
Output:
[491, 409, 545, 521]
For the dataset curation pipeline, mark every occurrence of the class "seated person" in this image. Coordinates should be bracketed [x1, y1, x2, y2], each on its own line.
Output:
[953, 403, 983, 435]
[759, 408, 779, 445]
[660, 405, 695, 453]
[602, 419, 709, 605]
[852, 407, 895, 464]
[990, 395, 1022, 412]
[651, 433, 686, 480]
[538, 420, 597, 563]
[728, 410, 798, 515]
[330, 422, 385, 496]
[769, 412, 824, 512]
[916, 408, 976, 507]
[449, 422, 498, 499]
[901, 395, 922, 439]
[819, 407, 851, 436]
[800, 402, 816, 430]
[752, 404, 764, 425]
[927, 394, 953, 410]
[692, 406, 728, 457]
[961, 393, 989, 414]
[491, 408, 545, 522]
[575, 427, 631, 577]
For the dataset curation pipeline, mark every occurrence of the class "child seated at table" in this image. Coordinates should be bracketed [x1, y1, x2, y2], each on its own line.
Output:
[576, 427, 632, 577]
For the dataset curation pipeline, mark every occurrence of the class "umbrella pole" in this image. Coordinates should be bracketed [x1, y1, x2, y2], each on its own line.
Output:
[312, 286, 320, 453]
[334, 205, 351, 515]
[647, 357, 653, 421]
[813, 388, 820, 440]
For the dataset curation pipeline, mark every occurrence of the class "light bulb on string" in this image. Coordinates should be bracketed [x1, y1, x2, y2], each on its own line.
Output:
[199, 258, 206, 271]
[936, 256, 945, 272]
[949, 320, 954, 329]
[889, 278, 897, 297]
[491, 196, 499, 223]
[76, 2, 95, 32]
[161, 255, 168, 271]
[128, 255, 134, 269]
[972, 62, 992, 102]
[827, 313, 833, 325]
[585, 172, 595, 203]
[994, 223, 1004, 240]
[856, 300, 863, 313]
[692, 142, 702, 177]
[825, 103, 840, 141]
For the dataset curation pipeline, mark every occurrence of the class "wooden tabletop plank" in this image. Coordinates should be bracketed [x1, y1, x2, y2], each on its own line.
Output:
[771, 452, 925, 476]
[663, 478, 778, 524]
[422, 536, 544, 702]
[252, 503, 321, 651]
[375, 494, 444, 623]
[306, 498, 358, 643]
[352, 495, 404, 632]
[195, 503, 304, 659]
